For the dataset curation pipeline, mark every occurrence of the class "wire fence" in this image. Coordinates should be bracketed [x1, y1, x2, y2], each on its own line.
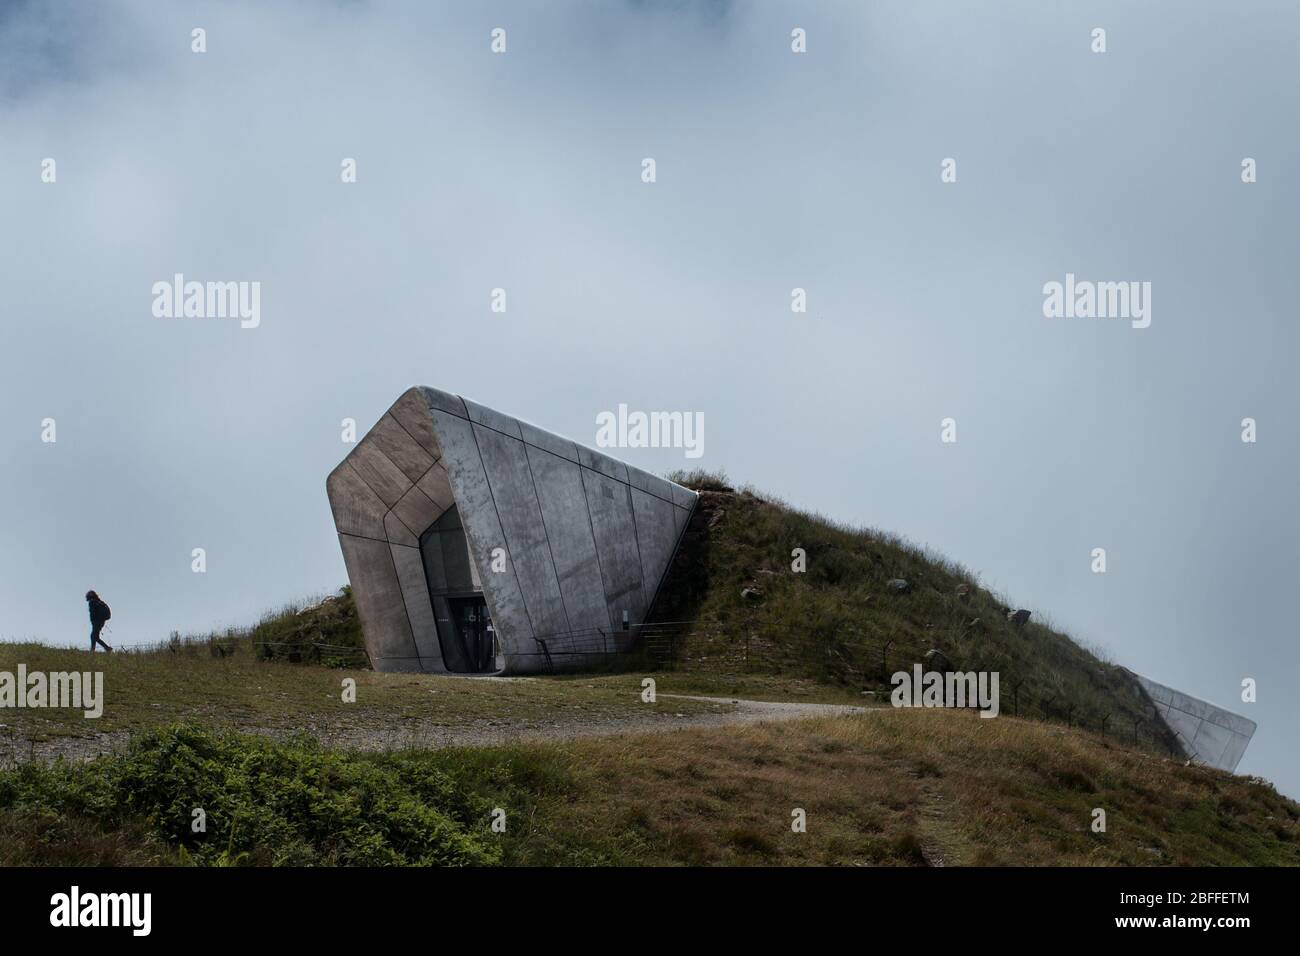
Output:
[110, 630, 371, 668]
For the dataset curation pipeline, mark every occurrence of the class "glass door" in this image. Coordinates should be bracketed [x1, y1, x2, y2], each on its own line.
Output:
[450, 596, 496, 673]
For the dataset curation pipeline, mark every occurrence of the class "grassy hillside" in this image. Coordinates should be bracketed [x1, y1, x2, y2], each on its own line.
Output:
[161, 586, 367, 668]
[656, 472, 1179, 755]
[124, 472, 1176, 758]
[3, 470, 1280, 867]
[0, 642, 726, 762]
[2, 710, 1295, 866]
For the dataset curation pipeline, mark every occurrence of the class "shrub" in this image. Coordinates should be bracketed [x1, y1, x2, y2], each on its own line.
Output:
[0, 725, 499, 866]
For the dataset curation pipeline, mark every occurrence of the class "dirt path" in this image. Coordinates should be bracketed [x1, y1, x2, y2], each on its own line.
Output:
[1, 695, 868, 764]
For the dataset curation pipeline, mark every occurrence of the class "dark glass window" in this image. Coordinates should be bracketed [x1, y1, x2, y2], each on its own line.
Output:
[419, 506, 496, 672]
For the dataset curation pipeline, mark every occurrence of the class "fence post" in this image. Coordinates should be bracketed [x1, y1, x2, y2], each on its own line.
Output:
[881, 640, 894, 682]
[1101, 713, 1110, 738]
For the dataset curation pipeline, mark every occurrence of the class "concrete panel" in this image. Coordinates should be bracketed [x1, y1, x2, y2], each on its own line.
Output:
[1133, 673, 1255, 772]
[419, 386, 467, 419]
[582, 467, 646, 627]
[473, 425, 570, 638]
[464, 397, 523, 439]
[388, 387, 441, 458]
[367, 412, 435, 484]
[416, 461, 456, 512]
[519, 420, 579, 463]
[384, 511, 417, 547]
[1168, 690, 1213, 722]
[391, 484, 447, 540]
[348, 436, 412, 508]
[338, 533, 417, 661]
[1207, 707, 1257, 737]
[1141, 680, 1174, 706]
[390, 542, 445, 670]
[466, 534, 484, 589]
[1218, 733, 1252, 773]
[671, 481, 698, 510]
[577, 445, 629, 484]
[1159, 706, 1205, 754]
[631, 486, 681, 604]
[673, 501, 693, 537]
[429, 409, 535, 657]
[1190, 719, 1233, 768]
[326, 462, 387, 539]
[627, 465, 677, 506]
[525, 443, 611, 633]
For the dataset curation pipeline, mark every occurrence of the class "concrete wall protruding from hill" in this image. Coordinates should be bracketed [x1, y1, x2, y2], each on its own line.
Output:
[327, 387, 696, 675]
[1133, 673, 1256, 772]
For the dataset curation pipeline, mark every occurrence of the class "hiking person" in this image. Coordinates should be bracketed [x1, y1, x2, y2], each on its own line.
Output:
[86, 590, 113, 652]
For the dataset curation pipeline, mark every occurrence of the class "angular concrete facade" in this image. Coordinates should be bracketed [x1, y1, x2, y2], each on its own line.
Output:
[327, 387, 697, 674]
[1133, 672, 1256, 772]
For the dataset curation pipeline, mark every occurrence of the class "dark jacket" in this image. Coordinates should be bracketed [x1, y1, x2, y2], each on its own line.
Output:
[88, 597, 111, 626]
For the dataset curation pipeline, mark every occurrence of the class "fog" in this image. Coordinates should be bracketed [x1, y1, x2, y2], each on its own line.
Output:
[2, 1, 1295, 794]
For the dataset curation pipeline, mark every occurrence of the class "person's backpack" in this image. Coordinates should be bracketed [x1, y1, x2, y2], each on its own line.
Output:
[102, 602, 111, 621]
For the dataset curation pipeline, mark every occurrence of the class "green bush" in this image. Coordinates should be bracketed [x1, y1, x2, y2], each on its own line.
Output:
[0, 725, 500, 866]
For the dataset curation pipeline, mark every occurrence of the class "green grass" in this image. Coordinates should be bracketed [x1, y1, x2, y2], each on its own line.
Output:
[657, 471, 1178, 754]
[0, 642, 724, 753]
[3, 711, 1295, 866]
[153, 586, 367, 668]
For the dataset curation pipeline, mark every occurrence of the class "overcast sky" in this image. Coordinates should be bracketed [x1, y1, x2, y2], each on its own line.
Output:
[2, 1, 1296, 796]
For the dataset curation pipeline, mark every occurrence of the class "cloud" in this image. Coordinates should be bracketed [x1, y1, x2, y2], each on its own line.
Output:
[2, 0, 1296, 795]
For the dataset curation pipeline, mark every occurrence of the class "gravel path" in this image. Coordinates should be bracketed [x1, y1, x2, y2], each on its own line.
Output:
[468, 695, 868, 747]
[0, 695, 867, 764]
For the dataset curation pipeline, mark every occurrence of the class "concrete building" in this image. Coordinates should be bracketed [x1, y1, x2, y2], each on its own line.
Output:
[1131, 672, 1256, 773]
[327, 387, 696, 674]
[328, 387, 1256, 772]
